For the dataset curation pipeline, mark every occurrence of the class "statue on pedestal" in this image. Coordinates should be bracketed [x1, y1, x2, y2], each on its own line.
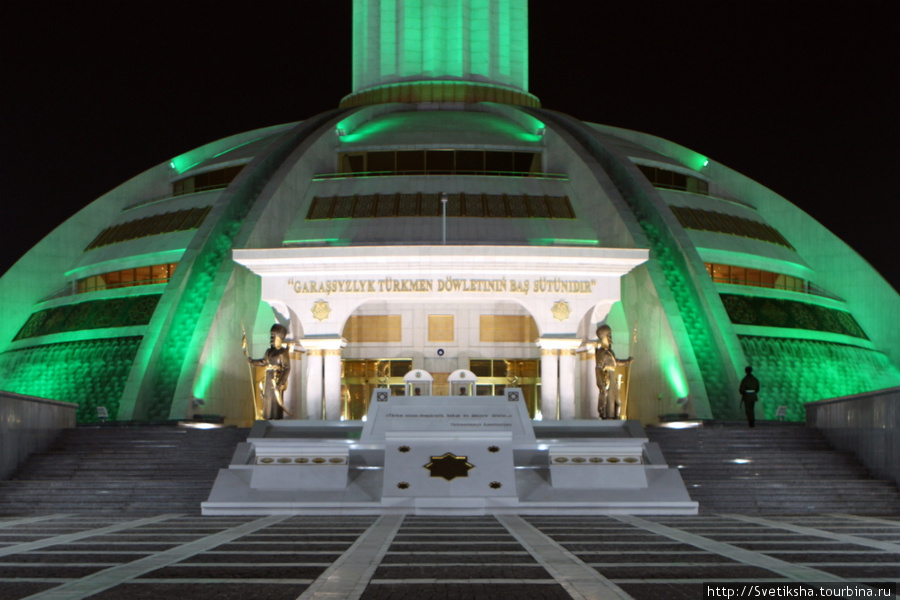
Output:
[595, 325, 632, 420]
[243, 323, 291, 420]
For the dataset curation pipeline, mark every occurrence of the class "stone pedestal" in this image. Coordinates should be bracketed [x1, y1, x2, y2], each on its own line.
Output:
[203, 389, 697, 516]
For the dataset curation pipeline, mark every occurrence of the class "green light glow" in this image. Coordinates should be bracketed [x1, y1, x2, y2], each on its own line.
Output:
[339, 109, 541, 144]
[533, 109, 735, 417]
[529, 238, 599, 246]
[285, 238, 341, 245]
[401, 1, 421, 78]
[380, 0, 396, 78]
[664, 358, 689, 398]
[353, 0, 529, 94]
[169, 155, 202, 175]
[682, 152, 709, 172]
[498, 0, 510, 79]
[0, 337, 142, 422]
[740, 336, 900, 422]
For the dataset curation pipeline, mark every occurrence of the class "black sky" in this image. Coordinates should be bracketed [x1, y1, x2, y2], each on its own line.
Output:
[1, 1, 897, 291]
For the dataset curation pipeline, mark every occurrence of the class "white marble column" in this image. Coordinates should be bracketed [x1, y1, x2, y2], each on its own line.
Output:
[583, 342, 598, 419]
[558, 349, 577, 420]
[284, 347, 303, 419]
[301, 335, 346, 421]
[539, 348, 558, 420]
[304, 349, 323, 420]
[323, 348, 344, 420]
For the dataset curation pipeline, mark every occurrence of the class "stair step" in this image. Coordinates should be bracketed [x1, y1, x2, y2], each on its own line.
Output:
[647, 422, 900, 515]
[0, 425, 248, 515]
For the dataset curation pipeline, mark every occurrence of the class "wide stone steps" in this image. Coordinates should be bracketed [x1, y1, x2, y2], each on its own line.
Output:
[0, 424, 248, 515]
[647, 421, 900, 515]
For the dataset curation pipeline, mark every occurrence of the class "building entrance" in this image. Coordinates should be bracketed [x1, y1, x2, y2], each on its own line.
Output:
[339, 357, 542, 420]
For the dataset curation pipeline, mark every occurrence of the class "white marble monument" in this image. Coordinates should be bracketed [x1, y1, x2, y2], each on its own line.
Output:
[202, 388, 697, 515]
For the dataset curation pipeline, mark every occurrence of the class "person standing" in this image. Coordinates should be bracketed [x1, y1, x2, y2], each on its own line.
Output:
[739, 366, 760, 427]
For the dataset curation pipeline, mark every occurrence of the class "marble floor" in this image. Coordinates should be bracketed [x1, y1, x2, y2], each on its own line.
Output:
[0, 513, 897, 600]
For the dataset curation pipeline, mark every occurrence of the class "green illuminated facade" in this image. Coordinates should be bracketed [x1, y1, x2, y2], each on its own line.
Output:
[1, 0, 897, 425]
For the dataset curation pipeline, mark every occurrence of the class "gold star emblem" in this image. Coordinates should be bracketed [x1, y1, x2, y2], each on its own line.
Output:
[551, 300, 571, 321]
[425, 453, 474, 481]
[312, 300, 331, 322]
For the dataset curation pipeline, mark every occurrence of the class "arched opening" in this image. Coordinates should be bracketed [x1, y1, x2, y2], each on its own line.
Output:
[337, 299, 543, 419]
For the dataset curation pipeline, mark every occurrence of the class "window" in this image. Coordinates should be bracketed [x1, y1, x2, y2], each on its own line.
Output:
[670, 206, 795, 250]
[173, 165, 244, 196]
[306, 193, 575, 221]
[637, 165, 709, 195]
[85, 207, 211, 251]
[77, 263, 178, 294]
[334, 150, 545, 177]
[705, 263, 809, 294]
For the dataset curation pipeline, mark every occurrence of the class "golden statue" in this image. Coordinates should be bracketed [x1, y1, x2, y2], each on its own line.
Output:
[595, 325, 632, 420]
[243, 323, 291, 420]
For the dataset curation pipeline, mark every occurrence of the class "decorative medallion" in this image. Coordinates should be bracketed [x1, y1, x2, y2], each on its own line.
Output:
[425, 453, 474, 481]
[551, 300, 571, 322]
[397, 482, 410, 489]
[399, 446, 411, 453]
[312, 299, 331, 322]
[507, 390, 520, 402]
[489, 481, 502, 489]
[488, 446, 500, 453]
[377, 391, 389, 402]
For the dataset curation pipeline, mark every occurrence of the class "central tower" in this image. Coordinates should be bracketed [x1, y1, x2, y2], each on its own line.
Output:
[342, 0, 539, 107]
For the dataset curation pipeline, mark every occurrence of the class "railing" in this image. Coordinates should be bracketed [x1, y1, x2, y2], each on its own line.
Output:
[37, 277, 170, 304]
[710, 277, 844, 302]
[1, 391, 77, 480]
[313, 169, 568, 180]
[124, 185, 227, 212]
[805, 387, 900, 485]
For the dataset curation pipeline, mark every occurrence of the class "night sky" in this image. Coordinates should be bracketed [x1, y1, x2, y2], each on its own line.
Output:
[2, 1, 897, 291]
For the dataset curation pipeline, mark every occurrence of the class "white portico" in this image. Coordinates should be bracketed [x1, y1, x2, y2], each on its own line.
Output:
[233, 245, 647, 420]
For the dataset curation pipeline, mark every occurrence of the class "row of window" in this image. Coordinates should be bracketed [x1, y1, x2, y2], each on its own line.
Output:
[637, 165, 709, 195]
[85, 207, 211, 251]
[173, 165, 243, 196]
[670, 205, 794, 249]
[705, 263, 805, 293]
[335, 150, 544, 177]
[77, 263, 178, 294]
[307, 193, 575, 220]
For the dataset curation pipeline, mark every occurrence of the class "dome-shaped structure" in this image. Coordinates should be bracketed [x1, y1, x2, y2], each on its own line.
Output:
[2, 0, 898, 426]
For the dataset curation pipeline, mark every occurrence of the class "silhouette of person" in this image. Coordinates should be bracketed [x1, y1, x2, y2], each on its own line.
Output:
[244, 323, 291, 420]
[595, 325, 632, 419]
[739, 366, 760, 427]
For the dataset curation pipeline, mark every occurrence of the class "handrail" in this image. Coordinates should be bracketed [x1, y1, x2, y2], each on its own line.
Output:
[124, 184, 228, 212]
[37, 278, 170, 304]
[711, 277, 844, 302]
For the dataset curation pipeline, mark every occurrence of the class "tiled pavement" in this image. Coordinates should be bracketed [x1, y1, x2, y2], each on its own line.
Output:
[0, 513, 897, 599]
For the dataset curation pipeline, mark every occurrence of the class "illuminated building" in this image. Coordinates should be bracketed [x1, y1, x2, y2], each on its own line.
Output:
[1, 0, 898, 426]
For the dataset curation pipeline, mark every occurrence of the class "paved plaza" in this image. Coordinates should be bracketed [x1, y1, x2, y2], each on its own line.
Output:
[1, 512, 897, 599]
